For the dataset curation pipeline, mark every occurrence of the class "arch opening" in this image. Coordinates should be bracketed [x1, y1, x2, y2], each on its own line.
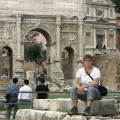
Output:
[0, 46, 13, 78]
[24, 27, 52, 78]
[62, 47, 74, 80]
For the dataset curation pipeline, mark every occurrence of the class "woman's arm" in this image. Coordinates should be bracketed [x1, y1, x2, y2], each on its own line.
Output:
[82, 78, 100, 89]
[73, 77, 84, 95]
[73, 77, 81, 88]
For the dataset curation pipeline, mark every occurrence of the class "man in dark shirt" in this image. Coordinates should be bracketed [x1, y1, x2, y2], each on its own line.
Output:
[6, 77, 19, 120]
[35, 77, 49, 99]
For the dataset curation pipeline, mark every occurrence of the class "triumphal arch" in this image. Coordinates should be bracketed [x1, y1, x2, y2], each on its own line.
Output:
[0, 0, 116, 85]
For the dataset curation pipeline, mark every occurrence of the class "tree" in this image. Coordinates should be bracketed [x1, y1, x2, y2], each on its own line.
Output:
[24, 42, 45, 73]
[111, 0, 120, 13]
[24, 42, 43, 62]
[111, 0, 120, 5]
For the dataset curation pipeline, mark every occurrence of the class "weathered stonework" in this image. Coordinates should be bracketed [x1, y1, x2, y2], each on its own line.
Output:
[15, 99, 118, 120]
[0, 0, 116, 84]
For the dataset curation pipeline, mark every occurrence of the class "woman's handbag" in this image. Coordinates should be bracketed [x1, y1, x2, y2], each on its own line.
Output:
[97, 85, 107, 96]
[85, 68, 107, 96]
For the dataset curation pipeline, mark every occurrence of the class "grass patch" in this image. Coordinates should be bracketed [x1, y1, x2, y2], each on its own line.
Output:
[48, 93, 70, 99]
[48, 92, 120, 99]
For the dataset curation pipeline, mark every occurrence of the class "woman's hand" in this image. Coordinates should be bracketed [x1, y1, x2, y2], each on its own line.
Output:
[77, 86, 84, 95]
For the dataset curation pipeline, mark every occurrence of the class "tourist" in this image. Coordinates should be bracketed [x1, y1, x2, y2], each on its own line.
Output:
[18, 79, 32, 105]
[68, 54, 102, 116]
[34, 72, 45, 89]
[35, 77, 49, 99]
[6, 77, 19, 120]
[34, 72, 40, 89]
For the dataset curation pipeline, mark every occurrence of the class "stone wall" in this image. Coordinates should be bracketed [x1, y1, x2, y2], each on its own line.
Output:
[0, 0, 117, 84]
[94, 53, 118, 90]
[0, 78, 12, 88]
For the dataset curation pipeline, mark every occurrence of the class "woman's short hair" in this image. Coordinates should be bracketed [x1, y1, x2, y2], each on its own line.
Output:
[83, 54, 93, 61]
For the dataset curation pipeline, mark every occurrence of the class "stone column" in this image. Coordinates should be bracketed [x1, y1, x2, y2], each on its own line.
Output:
[56, 15, 61, 61]
[78, 0, 85, 10]
[77, 19, 84, 63]
[113, 30, 116, 49]
[53, 15, 64, 86]
[16, 14, 21, 59]
[105, 29, 108, 48]
[14, 14, 24, 80]
[93, 27, 96, 48]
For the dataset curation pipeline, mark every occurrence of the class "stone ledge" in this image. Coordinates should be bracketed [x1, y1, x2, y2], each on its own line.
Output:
[15, 109, 120, 120]
[15, 109, 87, 120]
[33, 99, 117, 115]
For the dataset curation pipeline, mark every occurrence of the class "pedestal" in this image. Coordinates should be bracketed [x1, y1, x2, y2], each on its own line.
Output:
[53, 61, 65, 86]
[26, 71, 35, 88]
[14, 59, 24, 83]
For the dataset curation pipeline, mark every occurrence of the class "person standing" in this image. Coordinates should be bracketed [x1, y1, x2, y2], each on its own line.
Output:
[6, 77, 19, 120]
[34, 72, 40, 89]
[68, 54, 102, 116]
[35, 77, 49, 99]
[18, 79, 32, 104]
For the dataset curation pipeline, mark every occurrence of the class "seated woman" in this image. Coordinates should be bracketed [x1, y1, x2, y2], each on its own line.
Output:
[68, 54, 102, 116]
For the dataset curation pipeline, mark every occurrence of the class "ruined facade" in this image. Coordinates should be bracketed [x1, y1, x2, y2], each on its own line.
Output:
[116, 13, 120, 51]
[0, 0, 116, 83]
[85, 0, 116, 55]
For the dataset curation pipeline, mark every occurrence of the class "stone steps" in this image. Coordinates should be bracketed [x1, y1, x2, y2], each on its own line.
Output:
[16, 109, 87, 120]
[15, 99, 119, 120]
[16, 109, 120, 120]
[33, 99, 117, 115]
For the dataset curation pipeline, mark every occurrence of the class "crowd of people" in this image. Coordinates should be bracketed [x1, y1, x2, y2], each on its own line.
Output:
[5, 54, 103, 119]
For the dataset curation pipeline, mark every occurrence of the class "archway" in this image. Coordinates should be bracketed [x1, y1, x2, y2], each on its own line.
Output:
[62, 47, 74, 80]
[0, 46, 13, 78]
[24, 27, 52, 79]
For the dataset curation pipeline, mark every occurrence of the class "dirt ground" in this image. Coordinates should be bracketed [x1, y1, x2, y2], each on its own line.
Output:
[94, 52, 120, 91]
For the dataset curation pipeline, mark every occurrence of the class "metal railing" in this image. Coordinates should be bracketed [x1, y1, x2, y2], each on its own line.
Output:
[0, 90, 120, 119]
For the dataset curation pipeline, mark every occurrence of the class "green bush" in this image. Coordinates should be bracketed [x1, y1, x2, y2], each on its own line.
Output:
[116, 63, 120, 83]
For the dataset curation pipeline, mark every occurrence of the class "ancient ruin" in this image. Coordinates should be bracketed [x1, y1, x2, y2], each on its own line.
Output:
[0, 0, 116, 86]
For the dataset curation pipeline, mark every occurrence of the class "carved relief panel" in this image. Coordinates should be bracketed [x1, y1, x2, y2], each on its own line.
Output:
[96, 8, 104, 17]
[0, 22, 5, 39]
[0, 22, 16, 42]
[61, 24, 78, 44]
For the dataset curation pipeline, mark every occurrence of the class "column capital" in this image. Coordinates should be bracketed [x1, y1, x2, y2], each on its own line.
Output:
[56, 15, 61, 25]
[78, 21, 83, 26]
[16, 14, 22, 24]
[16, 14, 23, 18]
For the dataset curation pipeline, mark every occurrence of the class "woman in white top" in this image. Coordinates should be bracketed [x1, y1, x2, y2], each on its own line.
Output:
[68, 54, 102, 116]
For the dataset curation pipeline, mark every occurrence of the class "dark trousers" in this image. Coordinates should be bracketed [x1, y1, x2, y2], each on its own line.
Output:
[6, 97, 18, 120]
[19, 99, 31, 109]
